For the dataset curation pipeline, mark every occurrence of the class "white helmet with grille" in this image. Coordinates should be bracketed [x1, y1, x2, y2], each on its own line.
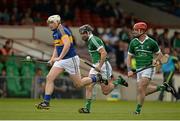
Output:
[47, 15, 61, 23]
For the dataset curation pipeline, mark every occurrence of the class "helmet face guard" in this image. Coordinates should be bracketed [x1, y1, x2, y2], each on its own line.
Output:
[79, 24, 94, 34]
[132, 22, 147, 37]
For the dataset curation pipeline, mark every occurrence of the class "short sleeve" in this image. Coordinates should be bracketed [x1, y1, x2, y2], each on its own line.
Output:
[152, 40, 160, 54]
[91, 37, 104, 51]
[128, 40, 135, 55]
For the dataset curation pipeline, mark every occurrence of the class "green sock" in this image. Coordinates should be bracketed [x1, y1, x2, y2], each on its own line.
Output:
[113, 76, 127, 87]
[84, 99, 92, 111]
[136, 104, 142, 113]
[156, 85, 165, 91]
[113, 79, 120, 87]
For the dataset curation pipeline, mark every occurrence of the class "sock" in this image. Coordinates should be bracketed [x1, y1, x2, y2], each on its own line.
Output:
[135, 104, 142, 113]
[156, 85, 165, 91]
[113, 79, 120, 87]
[113, 77, 124, 87]
[91, 75, 97, 83]
[44, 94, 51, 103]
[84, 99, 92, 111]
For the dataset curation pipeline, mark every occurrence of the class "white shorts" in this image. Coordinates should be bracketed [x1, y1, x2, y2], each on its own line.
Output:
[53, 55, 80, 75]
[89, 61, 112, 80]
[137, 67, 156, 82]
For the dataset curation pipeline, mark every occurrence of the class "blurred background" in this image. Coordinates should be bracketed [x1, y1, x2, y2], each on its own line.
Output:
[0, 0, 180, 102]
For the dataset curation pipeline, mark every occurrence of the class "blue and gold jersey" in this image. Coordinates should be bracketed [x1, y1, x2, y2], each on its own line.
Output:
[52, 27, 76, 59]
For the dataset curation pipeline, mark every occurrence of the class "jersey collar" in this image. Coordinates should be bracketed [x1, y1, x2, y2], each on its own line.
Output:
[88, 34, 93, 41]
[136, 35, 149, 44]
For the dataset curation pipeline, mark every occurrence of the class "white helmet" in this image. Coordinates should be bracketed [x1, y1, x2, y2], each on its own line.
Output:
[47, 15, 61, 23]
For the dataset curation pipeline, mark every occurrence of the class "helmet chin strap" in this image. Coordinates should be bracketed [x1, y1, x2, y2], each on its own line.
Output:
[136, 33, 144, 38]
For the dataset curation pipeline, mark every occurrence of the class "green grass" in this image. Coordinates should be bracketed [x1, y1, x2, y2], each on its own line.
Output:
[0, 99, 180, 120]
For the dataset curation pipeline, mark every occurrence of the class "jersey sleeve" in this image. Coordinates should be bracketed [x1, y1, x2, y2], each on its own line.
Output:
[152, 40, 160, 54]
[60, 28, 72, 42]
[128, 40, 135, 55]
[91, 36, 104, 51]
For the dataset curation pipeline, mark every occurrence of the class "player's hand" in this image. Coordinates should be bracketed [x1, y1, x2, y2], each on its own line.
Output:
[95, 66, 101, 72]
[153, 59, 160, 66]
[128, 71, 134, 77]
[48, 59, 54, 65]
[54, 57, 61, 62]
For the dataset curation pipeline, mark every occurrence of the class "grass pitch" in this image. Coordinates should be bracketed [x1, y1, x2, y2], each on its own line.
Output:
[0, 99, 180, 120]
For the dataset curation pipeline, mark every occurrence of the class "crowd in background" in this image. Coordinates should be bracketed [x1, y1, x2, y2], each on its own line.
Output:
[135, 0, 180, 17]
[0, 0, 134, 27]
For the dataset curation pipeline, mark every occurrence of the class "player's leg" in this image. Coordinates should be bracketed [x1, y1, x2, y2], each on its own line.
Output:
[70, 73, 97, 88]
[145, 71, 176, 97]
[134, 68, 165, 114]
[100, 61, 128, 95]
[68, 56, 107, 88]
[135, 68, 164, 96]
[79, 83, 95, 113]
[158, 72, 167, 101]
[36, 66, 64, 109]
[145, 81, 165, 96]
[169, 80, 179, 100]
[78, 66, 102, 114]
[100, 76, 128, 95]
[135, 77, 149, 114]
[165, 71, 179, 100]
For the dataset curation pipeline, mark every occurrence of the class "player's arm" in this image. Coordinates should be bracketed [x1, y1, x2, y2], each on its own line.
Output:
[172, 56, 180, 72]
[127, 40, 134, 77]
[92, 38, 107, 71]
[152, 41, 163, 65]
[54, 25, 71, 61]
[48, 46, 57, 65]
[153, 51, 163, 65]
[127, 53, 134, 77]
[98, 47, 107, 69]
[51, 47, 57, 59]
[56, 34, 71, 61]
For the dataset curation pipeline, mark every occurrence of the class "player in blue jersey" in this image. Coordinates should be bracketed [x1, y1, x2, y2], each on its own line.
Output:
[158, 48, 180, 101]
[36, 15, 106, 109]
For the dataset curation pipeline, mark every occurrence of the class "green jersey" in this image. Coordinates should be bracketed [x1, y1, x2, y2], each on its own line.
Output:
[128, 36, 160, 69]
[87, 34, 105, 64]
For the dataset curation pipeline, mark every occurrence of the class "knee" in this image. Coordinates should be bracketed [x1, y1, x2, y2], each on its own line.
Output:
[102, 86, 109, 95]
[46, 74, 53, 82]
[86, 85, 93, 91]
[74, 83, 83, 89]
[84, 85, 93, 95]
[137, 86, 144, 92]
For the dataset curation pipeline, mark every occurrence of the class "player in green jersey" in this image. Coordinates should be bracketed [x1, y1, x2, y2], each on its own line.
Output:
[78, 24, 128, 113]
[127, 22, 175, 114]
